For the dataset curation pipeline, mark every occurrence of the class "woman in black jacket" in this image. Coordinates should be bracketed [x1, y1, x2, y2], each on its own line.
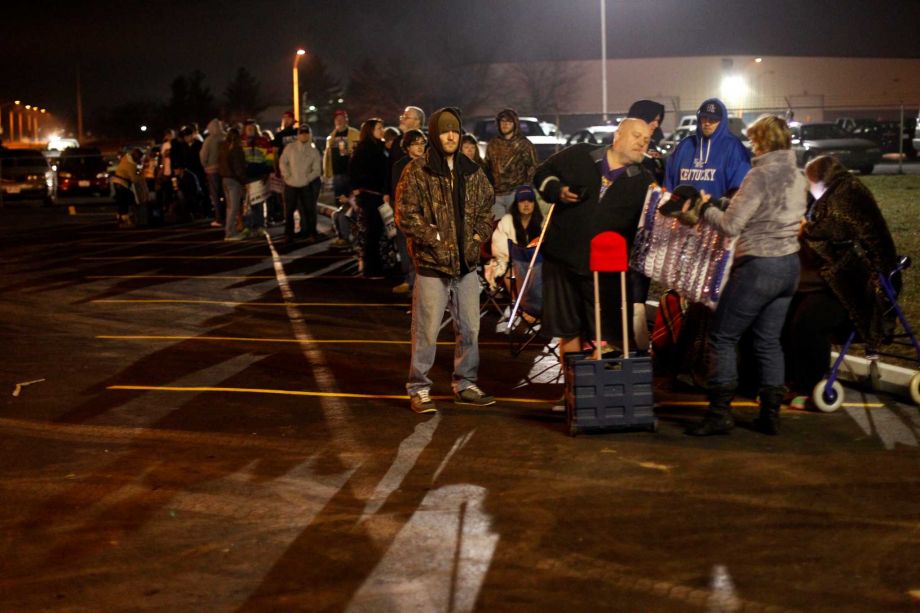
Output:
[349, 118, 390, 278]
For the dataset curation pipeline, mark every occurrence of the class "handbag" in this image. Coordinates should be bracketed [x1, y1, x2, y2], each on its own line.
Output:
[377, 201, 398, 239]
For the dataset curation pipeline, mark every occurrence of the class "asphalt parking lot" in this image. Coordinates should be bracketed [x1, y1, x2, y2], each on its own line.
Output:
[1, 196, 919, 611]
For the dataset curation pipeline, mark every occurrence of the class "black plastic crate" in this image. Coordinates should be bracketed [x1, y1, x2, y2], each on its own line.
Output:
[564, 351, 657, 435]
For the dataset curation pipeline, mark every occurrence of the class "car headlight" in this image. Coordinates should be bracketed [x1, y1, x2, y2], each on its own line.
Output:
[26, 174, 41, 181]
[59, 171, 72, 179]
[96, 172, 108, 179]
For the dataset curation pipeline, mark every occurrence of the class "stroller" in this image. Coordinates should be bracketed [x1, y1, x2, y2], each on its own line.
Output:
[812, 255, 920, 412]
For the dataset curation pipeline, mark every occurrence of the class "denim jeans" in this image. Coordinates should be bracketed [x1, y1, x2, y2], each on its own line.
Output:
[407, 271, 482, 396]
[707, 254, 800, 389]
[222, 178, 242, 238]
[206, 172, 223, 223]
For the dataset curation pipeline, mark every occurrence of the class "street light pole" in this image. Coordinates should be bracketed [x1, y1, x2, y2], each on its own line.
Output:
[293, 49, 306, 125]
[600, 0, 608, 123]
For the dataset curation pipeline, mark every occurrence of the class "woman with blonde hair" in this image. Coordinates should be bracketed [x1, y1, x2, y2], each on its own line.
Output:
[678, 114, 808, 436]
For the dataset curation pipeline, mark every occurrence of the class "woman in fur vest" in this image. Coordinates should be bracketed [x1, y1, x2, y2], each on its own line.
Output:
[783, 155, 899, 408]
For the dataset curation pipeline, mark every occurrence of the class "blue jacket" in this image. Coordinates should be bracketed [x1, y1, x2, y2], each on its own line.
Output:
[664, 98, 751, 199]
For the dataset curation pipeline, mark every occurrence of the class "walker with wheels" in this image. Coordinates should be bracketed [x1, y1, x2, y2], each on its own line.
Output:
[813, 255, 920, 412]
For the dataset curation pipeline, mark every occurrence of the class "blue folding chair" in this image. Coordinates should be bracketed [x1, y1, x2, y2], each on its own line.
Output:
[507, 239, 548, 356]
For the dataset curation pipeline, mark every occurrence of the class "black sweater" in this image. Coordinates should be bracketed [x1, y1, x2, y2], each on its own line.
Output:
[534, 143, 653, 275]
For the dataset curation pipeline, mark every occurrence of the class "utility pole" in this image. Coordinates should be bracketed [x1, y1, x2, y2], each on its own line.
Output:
[76, 64, 84, 142]
[600, 0, 608, 123]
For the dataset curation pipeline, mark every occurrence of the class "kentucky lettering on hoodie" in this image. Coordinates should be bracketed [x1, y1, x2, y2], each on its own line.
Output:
[664, 98, 751, 199]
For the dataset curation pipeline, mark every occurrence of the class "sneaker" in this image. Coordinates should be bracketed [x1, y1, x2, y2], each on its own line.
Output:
[789, 395, 813, 411]
[392, 282, 410, 294]
[410, 389, 438, 414]
[239, 228, 252, 239]
[331, 238, 349, 248]
[454, 384, 495, 406]
[224, 234, 244, 242]
[210, 220, 223, 228]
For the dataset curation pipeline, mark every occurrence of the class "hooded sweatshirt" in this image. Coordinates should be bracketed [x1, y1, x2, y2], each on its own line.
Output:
[664, 98, 751, 199]
[199, 118, 225, 174]
[485, 108, 538, 195]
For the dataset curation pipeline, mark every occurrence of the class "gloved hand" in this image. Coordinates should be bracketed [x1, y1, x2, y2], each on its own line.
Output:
[677, 198, 714, 226]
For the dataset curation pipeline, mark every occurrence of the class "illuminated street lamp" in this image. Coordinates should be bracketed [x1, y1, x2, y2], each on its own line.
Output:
[293, 48, 306, 124]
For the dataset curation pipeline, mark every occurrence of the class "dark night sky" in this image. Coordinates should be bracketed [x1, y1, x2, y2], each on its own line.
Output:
[2, 0, 918, 119]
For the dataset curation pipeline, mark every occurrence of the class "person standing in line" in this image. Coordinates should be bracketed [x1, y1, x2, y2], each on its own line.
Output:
[111, 148, 144, 228]
[200, 118, 226, 228]
[485, 108, 536, 220]
[218, 128, 247, 241]
[390, 129, 428, 295]
[241, 120, 275, 238]
[279, 124, 323, 245]
[533, 119, 654, 364]
[679, 115, 808, 436]
[323, 110, 361, 248]
[396, 108, 496, 414]
[349, 118, 392, 278]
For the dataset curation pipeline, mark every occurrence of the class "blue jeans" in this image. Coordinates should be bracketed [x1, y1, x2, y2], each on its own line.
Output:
[222, 178, 242, 238]
[407, 271, 482, 396]
[206, 172, 223, 223]
[708, 254, 800, 389]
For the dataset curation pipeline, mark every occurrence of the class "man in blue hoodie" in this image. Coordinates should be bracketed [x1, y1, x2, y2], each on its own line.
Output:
[665, 98, 751, 199]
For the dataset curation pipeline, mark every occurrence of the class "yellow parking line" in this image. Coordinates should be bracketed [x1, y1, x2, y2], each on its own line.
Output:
[97, 335, 506, 346]
[81, 240, 251, 245]
[80, 255, 346, 260]
[663, 400, 885, 409]
[107, 385, 551, 404]
[86, 275, 360, 280]
[91, 299, 408, 307]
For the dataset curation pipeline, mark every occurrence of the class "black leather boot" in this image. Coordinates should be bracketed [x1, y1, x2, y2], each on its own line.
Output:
[686, 385, 736, 436]
[753, 386, 785, 435]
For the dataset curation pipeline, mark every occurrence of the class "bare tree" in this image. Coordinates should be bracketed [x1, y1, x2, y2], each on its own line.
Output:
[507, 61, 585, 117]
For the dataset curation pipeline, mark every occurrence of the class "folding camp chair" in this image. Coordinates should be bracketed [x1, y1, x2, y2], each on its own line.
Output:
[507, 239, 554, 356]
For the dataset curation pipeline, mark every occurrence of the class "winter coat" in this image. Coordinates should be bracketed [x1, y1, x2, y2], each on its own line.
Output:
[242, 134, 274, 181]
[533, 143, 653, 275]
[199, 119, 225, 174]
[322, 125, 360, 178]
[702, 148, 807, 259]
[485, 108, 538, 195]
[396, 110, 494, 278]
[801, 171, 899, 345]
[279, 140, 322, 188]
[111, 153, 141, 189]
[349, 139, 389, 194]
[218, 141, 246, 184]
[664, 98, 751, 199]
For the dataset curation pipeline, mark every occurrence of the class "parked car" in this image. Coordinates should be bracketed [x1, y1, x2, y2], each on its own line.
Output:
[0, 148, 55, 204]
[659, 127, 694, 154]
[667, 116, 748, 140]
[850, 119, 917, 158]
[915, 114, 920, 155]
[57, 147, 110, 196]
[472, 116, 566, 161]
[565, 125, 618, 146]
[789, 122, 881, 174]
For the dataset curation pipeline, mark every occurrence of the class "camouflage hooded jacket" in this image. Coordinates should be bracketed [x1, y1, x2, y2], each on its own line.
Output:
[396, 109, 495, 277]
[485, 108, 538, 195]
